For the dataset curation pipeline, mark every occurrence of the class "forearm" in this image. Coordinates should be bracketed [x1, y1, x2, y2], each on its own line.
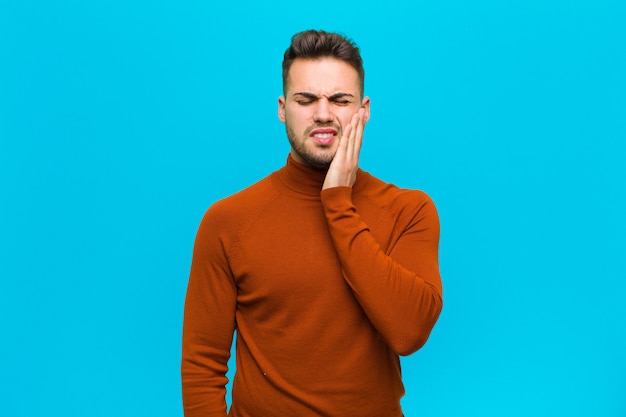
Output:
[182, 210, 237, 416]
[182, 309, 233, 417]
[181, 347, 230, 417]
[321, 187, 443, 356]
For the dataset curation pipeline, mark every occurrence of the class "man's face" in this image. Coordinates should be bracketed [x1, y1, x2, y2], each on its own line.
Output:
[278, 57, 370, 169]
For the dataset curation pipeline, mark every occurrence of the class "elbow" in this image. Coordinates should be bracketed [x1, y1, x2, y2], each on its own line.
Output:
[391, 295, 443, 356]
[391, 328, 432, 356]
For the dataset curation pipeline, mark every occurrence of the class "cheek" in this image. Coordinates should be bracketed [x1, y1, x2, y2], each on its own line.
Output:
[338, 110, 357, 127]
[286, 107, 310, 125]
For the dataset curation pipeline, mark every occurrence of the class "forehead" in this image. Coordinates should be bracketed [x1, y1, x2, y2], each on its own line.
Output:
[286, 57, 361, 95]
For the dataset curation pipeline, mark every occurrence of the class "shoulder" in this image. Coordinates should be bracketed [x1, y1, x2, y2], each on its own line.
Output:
[200, 173, 281, 233]
[357, 171, 438, 217]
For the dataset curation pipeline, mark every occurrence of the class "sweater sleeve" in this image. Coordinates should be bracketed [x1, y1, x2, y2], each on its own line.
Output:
[320, 186, 443, 356]
[181, 207, 236, 417]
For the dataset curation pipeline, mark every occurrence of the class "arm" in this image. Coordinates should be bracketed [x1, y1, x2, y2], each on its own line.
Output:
[181, 208, 236, 417]
[320, 187, 442, 356]
[322, 109, 442, 355]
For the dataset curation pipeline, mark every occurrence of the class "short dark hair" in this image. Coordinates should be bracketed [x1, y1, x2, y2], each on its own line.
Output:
[282, 30, 365, 97]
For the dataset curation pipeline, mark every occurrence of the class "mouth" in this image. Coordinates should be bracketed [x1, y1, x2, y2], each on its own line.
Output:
[309, 127, 338, 146]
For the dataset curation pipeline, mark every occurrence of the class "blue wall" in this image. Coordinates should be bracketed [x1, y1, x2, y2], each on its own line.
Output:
[1, 1, 624, 416]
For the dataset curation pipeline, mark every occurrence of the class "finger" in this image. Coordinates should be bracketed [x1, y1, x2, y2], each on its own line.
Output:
[345, 111, 361, 160]
[339, 123, 353, 158]
[348, 110, 364, 161]
[353, 110, 365, 160]
[334, 123, 351, 163]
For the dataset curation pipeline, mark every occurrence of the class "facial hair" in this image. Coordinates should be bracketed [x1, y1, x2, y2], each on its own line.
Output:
[285, 122, 342, 169]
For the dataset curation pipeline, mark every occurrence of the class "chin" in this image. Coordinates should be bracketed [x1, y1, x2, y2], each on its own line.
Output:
[310, 150, 336, 168]
[299, 151, 334, 169]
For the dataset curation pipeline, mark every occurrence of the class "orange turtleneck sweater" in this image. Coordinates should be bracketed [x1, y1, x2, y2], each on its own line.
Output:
[182, 155, 443, 417]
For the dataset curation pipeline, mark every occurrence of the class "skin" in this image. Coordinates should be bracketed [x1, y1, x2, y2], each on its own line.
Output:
[278, 57, 371, 189]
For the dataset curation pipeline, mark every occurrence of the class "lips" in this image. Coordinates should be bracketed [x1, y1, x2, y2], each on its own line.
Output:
[309, 128, 338, 145]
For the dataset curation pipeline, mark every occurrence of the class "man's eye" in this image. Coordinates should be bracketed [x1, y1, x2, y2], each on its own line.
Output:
[296, 100, 313, 105]
[334, 100, 350, 105]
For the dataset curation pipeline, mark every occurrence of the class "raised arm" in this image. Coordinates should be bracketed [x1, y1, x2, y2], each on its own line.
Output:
[321, 108, 442, 355]
[182, 208, 236, 417]
[321, 187, 442, 355]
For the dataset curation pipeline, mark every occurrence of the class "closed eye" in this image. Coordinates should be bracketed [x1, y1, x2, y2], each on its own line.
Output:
[292, 92, 355, 106]
[329, 93, 355, 106]
[293, 93, 318, 105]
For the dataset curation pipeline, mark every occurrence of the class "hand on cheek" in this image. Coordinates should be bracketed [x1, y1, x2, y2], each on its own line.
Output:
[322, 108, 367, 190]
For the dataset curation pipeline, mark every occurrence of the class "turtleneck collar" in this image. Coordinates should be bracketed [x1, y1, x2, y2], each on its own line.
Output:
[274, 154, 369, 197]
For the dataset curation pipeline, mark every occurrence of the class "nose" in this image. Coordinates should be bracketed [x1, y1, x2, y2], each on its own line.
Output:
[313, 98, 333, 123]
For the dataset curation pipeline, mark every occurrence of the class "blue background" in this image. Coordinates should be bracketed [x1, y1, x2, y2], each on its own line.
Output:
[1, 1, 625, 416]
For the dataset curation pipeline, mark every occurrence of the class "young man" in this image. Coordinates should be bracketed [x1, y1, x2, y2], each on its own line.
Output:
[182, 30, 443, 417]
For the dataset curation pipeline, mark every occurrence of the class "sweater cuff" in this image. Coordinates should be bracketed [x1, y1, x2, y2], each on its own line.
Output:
[320, 186, 353, 209]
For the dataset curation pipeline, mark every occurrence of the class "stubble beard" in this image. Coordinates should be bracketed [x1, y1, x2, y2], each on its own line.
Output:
[285, 123, 341, 170]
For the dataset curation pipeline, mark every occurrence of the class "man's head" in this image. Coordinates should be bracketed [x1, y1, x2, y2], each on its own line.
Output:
[282, 30, 365, 99]
[279, 30, 370, 169]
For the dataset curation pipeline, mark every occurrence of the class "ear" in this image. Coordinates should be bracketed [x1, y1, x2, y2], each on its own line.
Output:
[278, 96, 286, 123]
[361, 96, 371, 123]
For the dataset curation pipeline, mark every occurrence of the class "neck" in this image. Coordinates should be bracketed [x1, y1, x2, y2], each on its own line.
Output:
[275, 154, 368, 198]
[277, 154, 328, 196]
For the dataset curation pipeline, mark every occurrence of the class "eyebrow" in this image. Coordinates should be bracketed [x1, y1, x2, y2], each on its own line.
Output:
[292, 92, 355, 100]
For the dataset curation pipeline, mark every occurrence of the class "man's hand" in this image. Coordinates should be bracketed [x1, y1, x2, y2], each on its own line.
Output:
[322, 108, 367, 189]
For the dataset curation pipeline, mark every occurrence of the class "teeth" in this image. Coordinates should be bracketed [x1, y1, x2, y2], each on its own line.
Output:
[314, 133, 333, 138]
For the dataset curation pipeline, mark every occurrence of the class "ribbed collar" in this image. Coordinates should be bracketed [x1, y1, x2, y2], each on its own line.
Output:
[274, 154, 368, 198]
